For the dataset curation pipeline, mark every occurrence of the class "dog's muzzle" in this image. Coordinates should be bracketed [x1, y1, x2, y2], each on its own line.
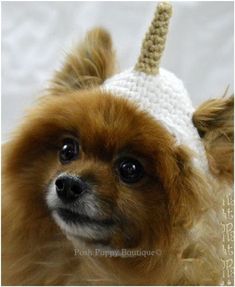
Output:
[46, 173, 115, 241]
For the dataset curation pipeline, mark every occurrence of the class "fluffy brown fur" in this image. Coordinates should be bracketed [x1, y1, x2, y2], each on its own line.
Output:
[2, 28, 233, 285]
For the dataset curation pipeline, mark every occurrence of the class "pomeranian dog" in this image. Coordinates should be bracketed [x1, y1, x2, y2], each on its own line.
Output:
[2, 4, 234, 286]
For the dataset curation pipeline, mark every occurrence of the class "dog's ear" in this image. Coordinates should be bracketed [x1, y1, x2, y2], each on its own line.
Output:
[193, 96, 234, 184]
[50, 27, 116, 95]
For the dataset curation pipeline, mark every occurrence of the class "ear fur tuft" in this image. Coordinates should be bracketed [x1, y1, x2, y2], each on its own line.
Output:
[50, 27, 116, 94]
[193, 95, 234, 184]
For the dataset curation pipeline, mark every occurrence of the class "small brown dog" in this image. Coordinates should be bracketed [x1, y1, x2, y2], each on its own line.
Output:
[2, 5, 233, 286]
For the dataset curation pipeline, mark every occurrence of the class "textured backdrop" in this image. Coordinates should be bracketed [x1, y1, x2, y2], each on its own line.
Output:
[2, 1, 234, 141]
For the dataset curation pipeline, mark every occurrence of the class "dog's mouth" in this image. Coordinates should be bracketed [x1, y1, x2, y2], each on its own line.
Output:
[52, 207, 116, 243]
[56, 208, 114, 226]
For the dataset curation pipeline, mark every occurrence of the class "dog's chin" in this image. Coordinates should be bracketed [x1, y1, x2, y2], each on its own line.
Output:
[52, 208, 115, 246]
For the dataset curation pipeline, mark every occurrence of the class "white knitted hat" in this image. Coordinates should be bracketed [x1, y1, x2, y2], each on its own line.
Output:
[102, 2, 208, 172]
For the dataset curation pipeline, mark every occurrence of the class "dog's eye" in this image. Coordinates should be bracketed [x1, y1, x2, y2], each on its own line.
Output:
[59, 138, 79, 164]
[117, 158, 144, 184]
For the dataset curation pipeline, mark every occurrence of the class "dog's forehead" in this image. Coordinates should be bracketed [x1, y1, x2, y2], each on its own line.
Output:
[75, 93, 143, 154]
[70, 91, 174, 159]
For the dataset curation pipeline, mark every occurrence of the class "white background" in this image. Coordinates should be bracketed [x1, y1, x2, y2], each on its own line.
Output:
[2, 1, 234, 142]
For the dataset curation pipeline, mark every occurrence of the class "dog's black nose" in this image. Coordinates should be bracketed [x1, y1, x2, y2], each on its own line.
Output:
[55, 175, 86, 203]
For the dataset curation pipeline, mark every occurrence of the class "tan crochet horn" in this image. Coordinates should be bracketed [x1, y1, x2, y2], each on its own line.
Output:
[135, 2, 172, 75]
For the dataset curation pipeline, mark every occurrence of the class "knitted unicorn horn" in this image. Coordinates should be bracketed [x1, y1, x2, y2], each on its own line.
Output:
[135, 2, 172, 75]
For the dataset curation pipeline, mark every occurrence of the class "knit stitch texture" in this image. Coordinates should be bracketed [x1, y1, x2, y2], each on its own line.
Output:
[102, 68, 208, 172]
